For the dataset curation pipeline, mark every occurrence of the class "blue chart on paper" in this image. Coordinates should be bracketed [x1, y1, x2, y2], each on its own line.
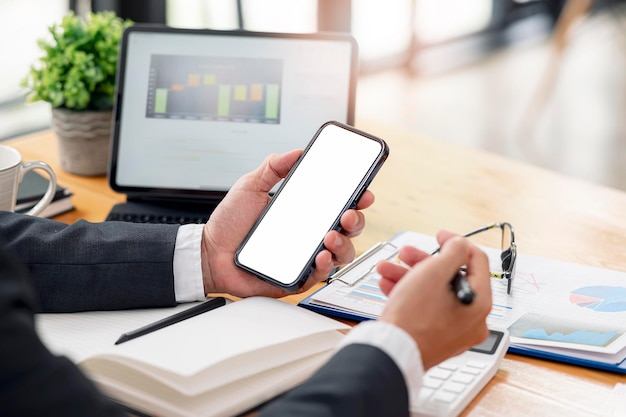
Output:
[569, 286, 626, 312]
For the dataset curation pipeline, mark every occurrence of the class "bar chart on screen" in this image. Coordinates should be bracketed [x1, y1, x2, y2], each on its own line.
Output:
[145, 54, 282, 123]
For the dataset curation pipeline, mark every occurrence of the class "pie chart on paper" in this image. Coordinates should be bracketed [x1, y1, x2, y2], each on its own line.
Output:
[569, 286, 626, 312]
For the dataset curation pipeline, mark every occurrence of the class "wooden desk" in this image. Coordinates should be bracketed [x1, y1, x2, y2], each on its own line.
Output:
[7, 123, 626, 416]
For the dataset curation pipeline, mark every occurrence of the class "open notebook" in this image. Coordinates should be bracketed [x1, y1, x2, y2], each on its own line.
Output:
[106, 25, 357, 224]
[36, 297, 350, 417]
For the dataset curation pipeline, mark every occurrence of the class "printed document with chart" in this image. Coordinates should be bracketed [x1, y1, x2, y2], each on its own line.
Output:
[300, 231, 626, 371]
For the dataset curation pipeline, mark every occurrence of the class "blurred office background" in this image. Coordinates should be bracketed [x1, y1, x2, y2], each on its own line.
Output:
[1, 0, 624, 190]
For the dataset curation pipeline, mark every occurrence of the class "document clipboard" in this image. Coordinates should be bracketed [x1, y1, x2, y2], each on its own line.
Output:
[300, 241, 397, 321]
[299, 230, 626, 374]
[300, 232, 424, 322]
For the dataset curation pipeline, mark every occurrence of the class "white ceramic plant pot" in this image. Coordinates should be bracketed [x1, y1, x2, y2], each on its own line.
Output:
[51, 108, 112, 176]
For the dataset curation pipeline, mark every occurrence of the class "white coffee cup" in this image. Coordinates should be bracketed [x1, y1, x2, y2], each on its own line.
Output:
[0, 144, 57, 216]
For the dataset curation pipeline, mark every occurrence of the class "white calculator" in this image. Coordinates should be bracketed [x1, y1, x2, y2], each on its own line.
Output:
[411, 328, 509, 417]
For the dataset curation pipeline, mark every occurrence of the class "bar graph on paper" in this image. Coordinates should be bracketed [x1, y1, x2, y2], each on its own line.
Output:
[315, 272, 388, 319]
[145, 54, 282, 123]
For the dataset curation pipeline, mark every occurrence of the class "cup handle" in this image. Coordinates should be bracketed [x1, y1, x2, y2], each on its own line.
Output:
[20, 161, 58, 217]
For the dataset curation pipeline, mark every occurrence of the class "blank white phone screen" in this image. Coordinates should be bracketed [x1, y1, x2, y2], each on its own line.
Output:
[237, 123, 384, 286]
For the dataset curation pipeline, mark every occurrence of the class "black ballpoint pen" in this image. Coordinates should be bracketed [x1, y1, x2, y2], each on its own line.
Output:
[114, 297, 227, 345]
[451, 268, 474, 305]
[430, 248, 475, 305]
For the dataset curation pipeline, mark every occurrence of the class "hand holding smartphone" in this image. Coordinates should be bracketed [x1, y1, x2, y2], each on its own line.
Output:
[235, 121, 389, 291]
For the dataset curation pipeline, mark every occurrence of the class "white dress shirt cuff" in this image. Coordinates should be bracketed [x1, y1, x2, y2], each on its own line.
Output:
[338, 320, 424, 408]
[173, 224, 206, 302]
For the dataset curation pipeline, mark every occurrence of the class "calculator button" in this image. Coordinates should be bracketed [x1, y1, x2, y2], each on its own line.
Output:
[415, 387, 435, 403]
[433, 391, 457, 403]
[423, 377, 444, 389]
[428, 368, 453, 380]
[451, 373, 475, 384]
[437, 362, 458, 371]
[442, 381, 467, 394]
[460, 366, 482, 376]
[466, 361, 487, 369]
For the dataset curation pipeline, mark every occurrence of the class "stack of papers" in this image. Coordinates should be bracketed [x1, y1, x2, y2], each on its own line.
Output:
[300, 231, 626, 373]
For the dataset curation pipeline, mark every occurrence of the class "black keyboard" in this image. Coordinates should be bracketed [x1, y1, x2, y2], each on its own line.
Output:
[105, 201, 217, 225]
[106, 212, 208, 225]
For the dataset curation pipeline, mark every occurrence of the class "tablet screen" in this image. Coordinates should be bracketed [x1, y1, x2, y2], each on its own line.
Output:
[110, 26, 357, 197]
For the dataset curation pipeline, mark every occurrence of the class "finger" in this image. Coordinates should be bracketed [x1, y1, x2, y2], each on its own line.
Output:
[464, 244, 492, 304]
[338, 210, 365, 238]
[439, 238, 492, 320]
[323, 231, 355, 265]
[376, 260, 410, 281]
[424, 236, 472, 291]
[436, 229, 461, 247]
[303, 251, 334, 290]
[397, 245, 430, 267]
[437, 236, 471, 265]
[269, 149, 302, 177]
[377, 262, 410, 295]
[378, 276, 396, 296]
[251, 149, 302, 192]
[376, 246, 428, 296]
[354, 190, 375, 210]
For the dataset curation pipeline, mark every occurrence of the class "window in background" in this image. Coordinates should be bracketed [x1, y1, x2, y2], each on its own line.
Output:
[163, 0, 498, 74]
[409, 0, 495, 73]
[241, 0, 317, 33]
[414, 0, 492, 44]
[165, 0, 413, 68]
[166, 0, 239, 29]
[0, 0, 68, 103]
[351, 0, 413, 67]
[0, 0, 68, 140]
[166, 0, 318, 32]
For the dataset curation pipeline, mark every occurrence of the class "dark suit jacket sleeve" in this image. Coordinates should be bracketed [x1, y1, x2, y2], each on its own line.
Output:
[0, 242, 127, 417]
[0, 211, 180, 312]
[257, 343, 410, 417]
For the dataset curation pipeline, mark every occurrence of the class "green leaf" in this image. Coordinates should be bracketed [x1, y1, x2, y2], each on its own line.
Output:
[21, 10, 132, 111]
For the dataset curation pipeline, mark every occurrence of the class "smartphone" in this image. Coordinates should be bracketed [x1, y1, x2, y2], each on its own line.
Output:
[234, 121, 389, 291]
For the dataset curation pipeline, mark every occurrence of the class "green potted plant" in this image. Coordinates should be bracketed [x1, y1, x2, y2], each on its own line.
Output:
[22, 11, 132, 176]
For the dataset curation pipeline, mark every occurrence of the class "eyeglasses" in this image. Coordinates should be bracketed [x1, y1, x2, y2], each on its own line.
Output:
[457, 222, 517, 295]
[330, 222, 517, 294]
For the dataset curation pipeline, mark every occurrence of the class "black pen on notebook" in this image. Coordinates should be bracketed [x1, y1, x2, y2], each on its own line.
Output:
[429, 247, 475, 305]
[115, 297, 227, 345]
